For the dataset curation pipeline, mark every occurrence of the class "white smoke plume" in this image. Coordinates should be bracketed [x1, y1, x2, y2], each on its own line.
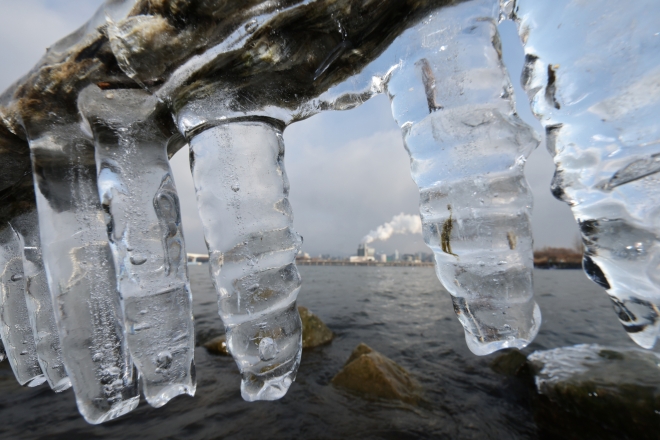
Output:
[361, 213, 422, 244]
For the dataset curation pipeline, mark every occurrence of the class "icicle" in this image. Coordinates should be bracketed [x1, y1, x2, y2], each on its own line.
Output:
[509, 0, 660, 348]
[384, 0, 541, 355]
[24, 121, 139, 423]
[0, 223, 45, 386]
[11, 206, 71, 391]
[187, 121, 303, 401]
[78, 86, 195, 407]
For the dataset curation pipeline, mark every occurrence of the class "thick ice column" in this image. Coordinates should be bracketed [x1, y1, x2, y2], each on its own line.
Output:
[384, 0, 541, 355]
[509, 0, 660, 348]
[78, 86, 195, 407]
[11, 207, 71, 391]
[188, 121, 302, 401]
[24, 122, 138, 423]
[0, 224, 45, 386]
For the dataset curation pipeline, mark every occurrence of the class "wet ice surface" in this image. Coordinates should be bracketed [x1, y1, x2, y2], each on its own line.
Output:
[189, 123, 303, 401]
[510, 0, 660, 348]
[11, 209, 70, 392]
[385, 0, 541, 355]
[0, 226, 44, 387]
[0, 266, 642, 439]
[79, 87, 196, 408]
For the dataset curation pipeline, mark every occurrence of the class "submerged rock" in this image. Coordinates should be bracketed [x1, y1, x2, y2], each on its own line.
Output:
[507, 344, 660, 440]
[331, 343, 421, 404]
[204, 306, 333, 356]
[298, 306, 334, 349]
[489, 348, 530, 377]
[203, 335, 229, 356]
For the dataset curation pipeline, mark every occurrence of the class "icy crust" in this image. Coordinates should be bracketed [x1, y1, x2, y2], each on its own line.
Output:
[383, 0, 541, 355]
[510, 0, 660, 348]
[528, 344, 660, 395]
[189, 122, 303, 401]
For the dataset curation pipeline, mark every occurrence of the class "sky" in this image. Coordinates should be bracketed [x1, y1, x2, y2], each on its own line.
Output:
[0, 0, 580, 257]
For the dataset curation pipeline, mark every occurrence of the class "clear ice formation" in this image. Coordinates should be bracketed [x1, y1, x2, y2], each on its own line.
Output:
[78, 86, 195, 407]
[25, 121, 139, 423]
[11, 208, 71, 391]
[0, 0, 658, 424]
[506, 0, 660, 348]
[0, 223, 45, 387]
[384, 0, 541, 354]
[186, 122, 303, 401]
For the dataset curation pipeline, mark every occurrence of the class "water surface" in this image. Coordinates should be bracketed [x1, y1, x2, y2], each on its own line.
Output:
[0, 266, 639, 439]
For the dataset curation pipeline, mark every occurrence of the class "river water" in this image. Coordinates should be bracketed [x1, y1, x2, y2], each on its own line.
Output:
[0, 266, 643, 439]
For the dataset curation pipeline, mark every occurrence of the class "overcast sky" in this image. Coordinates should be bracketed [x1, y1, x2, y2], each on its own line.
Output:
[0, 0, 580, 257]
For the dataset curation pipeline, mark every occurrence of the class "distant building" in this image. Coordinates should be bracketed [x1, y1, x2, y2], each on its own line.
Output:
[394, 249, 400, 261]
[357, 243, 375, 258]
[351, 243, 376, 262]
[379, 254, 387, 263]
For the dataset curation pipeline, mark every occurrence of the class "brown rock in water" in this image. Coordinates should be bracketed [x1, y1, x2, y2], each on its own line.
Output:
[331, 343, 421, 404]
[203, 335, 229, 356]
[204, 306, 333, 355]
[298, 306, 334, 349]
[490, 348, 530, 377]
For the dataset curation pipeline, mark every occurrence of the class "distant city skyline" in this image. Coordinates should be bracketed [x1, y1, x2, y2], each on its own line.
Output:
[0, 1, 581, 258]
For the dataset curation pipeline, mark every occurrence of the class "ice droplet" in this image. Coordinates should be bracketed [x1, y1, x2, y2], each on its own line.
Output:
[155, 351, 173, 370]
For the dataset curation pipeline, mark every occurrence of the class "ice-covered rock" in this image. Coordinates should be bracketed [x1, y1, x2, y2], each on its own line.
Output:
[529, 344, 660, 440]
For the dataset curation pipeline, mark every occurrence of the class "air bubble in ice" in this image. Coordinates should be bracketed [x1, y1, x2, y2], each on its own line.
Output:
[130, 255, 147, 265]
[245, 20, 258, 34]
[155, 351, 173, 370]
[258, 338, 277, 361]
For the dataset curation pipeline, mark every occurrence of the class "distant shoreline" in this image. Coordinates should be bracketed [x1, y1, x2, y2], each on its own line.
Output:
[294, 259, 583, 269]
[295, 259, 434, 267]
